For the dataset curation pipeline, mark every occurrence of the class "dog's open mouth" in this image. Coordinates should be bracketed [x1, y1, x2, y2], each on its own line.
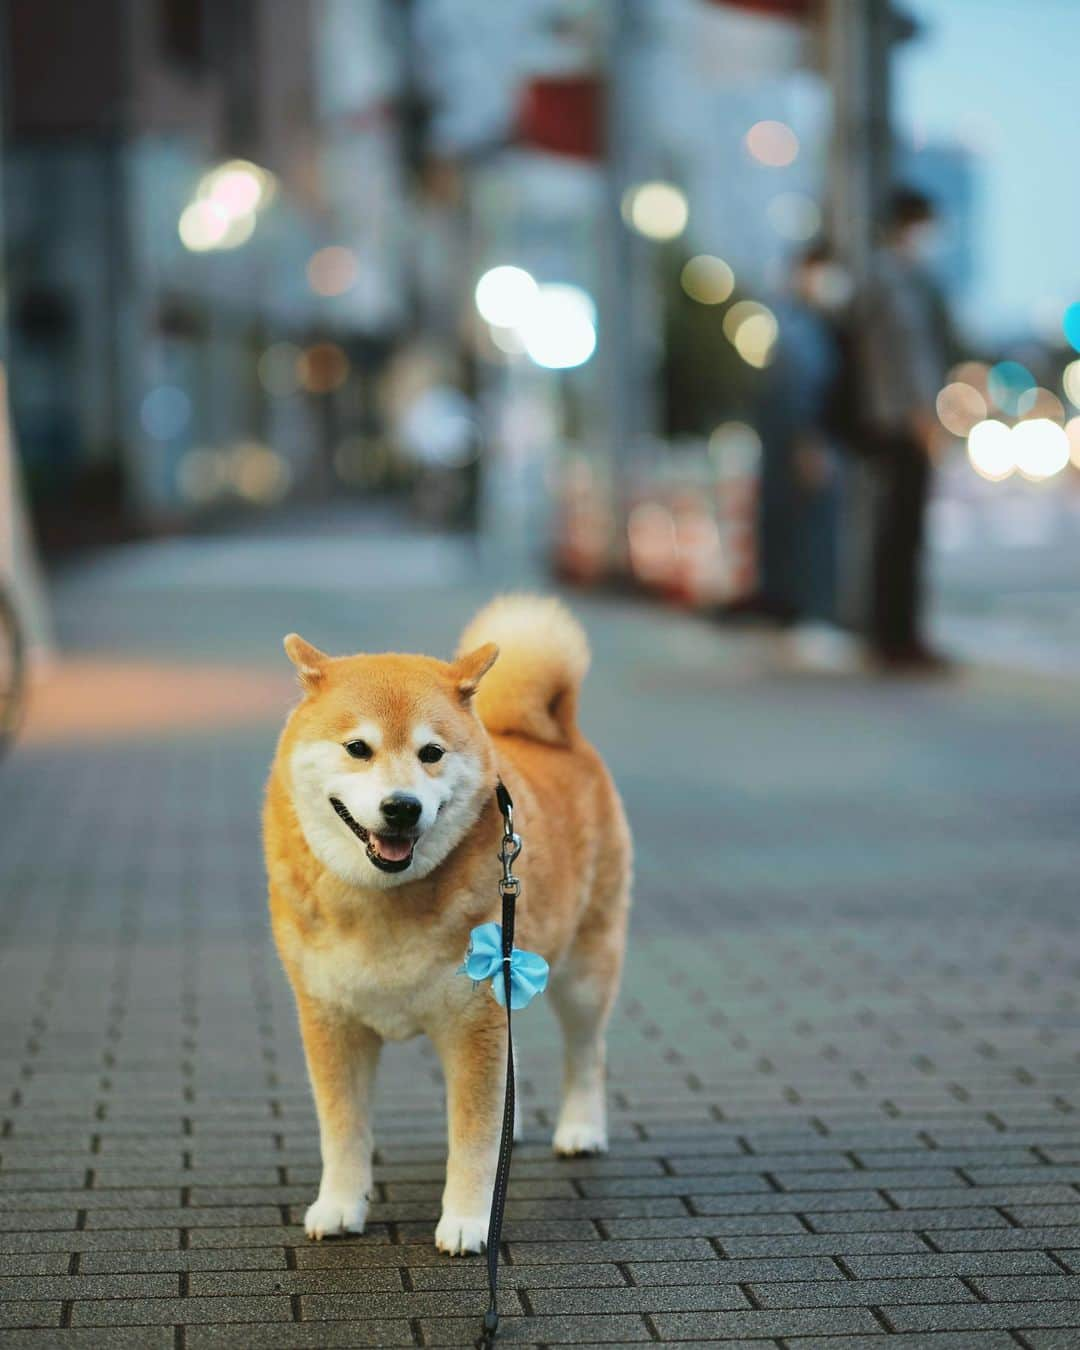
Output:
[329, 797, 416, 873]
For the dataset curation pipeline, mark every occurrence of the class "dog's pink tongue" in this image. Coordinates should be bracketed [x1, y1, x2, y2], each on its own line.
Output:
[374, 835, 413, 862]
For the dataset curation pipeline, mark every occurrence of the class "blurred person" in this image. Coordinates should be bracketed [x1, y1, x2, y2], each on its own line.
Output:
[855, 187, 954, 671]
[757, 244, 858, 671]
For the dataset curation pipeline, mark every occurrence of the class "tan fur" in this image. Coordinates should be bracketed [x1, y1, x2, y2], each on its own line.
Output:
[263, 595, 631, 1252]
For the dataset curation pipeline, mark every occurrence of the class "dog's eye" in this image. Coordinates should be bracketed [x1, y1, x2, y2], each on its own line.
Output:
[344, 740, 373, 760]
[418, 744, 444, 764]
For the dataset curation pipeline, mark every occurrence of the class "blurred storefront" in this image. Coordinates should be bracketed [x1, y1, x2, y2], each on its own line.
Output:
[4, 0, 410, 548]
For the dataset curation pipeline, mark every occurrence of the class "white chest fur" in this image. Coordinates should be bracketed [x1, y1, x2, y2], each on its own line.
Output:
[284, 924, 475, 1041]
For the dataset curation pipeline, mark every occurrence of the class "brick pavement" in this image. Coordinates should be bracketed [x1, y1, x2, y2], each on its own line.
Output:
[1, 524, 1079, 1346]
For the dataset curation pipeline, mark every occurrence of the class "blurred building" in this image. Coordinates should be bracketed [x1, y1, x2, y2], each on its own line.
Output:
[4, 0, 408, 546]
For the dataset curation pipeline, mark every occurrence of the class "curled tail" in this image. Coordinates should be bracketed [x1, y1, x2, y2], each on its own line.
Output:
[457, 595, 590, 745]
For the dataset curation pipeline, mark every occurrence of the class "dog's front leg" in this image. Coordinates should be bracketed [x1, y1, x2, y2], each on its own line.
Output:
[432, 1010, 505, 1255]
[296, 994, 381, 1239]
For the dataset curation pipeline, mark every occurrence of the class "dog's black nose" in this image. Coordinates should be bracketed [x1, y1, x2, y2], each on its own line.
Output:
[380, 793, 422, 828]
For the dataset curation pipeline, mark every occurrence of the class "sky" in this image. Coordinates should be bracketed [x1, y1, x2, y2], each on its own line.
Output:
[894, 0, 1080, 346]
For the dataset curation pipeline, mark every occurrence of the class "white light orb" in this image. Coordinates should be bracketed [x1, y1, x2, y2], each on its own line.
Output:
[179, 201, 230, 252]
[520, 284, 597, 370]
[474, 266, 538, 328]
[198, 159, 276, 216]
[1011, 418, 1070, 480]
[966, 419, 1014, 481]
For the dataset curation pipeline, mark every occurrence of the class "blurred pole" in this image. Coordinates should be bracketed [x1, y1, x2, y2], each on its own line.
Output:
[603, 0, 650, 573]
[822, 0, 894, 632]
[822, 0, 893, 283]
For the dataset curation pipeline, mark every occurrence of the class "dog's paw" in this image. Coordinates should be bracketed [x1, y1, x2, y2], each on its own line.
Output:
[435, 1210, 488, 1256]
[304, 1192, 368, 1240]
[553, 1119, 608, 1157]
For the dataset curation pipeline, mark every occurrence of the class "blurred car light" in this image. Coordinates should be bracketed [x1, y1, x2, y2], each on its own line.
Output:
[966, 418, 1014, 481]
[1011, 418, 1070, 480]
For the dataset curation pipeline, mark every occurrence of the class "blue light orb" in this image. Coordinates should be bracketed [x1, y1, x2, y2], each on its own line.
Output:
[1063, 303, 1080, 353]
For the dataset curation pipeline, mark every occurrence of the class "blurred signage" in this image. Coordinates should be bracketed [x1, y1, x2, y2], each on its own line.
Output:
[705, 0, 810, 15]
[516, 75, 604, 160]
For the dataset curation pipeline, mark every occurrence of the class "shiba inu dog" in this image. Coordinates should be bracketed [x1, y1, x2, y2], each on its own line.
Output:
[263, 595, 631, 1254]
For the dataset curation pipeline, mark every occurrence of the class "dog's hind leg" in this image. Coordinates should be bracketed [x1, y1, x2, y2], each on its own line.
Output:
[549, 888, 628, 1157]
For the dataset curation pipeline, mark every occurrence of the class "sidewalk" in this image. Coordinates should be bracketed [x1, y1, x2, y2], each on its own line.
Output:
[2, 515, 1080, 1347]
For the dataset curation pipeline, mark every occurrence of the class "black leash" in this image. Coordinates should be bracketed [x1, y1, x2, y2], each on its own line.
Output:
[477, 779, 521, 1348]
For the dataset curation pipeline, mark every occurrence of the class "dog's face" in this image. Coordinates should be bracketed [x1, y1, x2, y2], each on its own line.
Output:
[281, 635, 498, 890]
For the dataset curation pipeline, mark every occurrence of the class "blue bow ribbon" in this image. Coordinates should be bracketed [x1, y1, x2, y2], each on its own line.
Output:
[460, 921, 549, 1010]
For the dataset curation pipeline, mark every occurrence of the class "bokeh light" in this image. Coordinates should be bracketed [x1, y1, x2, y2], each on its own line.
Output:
[947, 361, 990, 395]
[708, 421, 762, 475]
[936, 382, 986, 437]
[474, 265, 538, 328]
[1015, 387, 1065, 424]
[1062, 302, 1080, 352]
[765, 192, 820, 241]
[140, 386, 192, 441]
[745, 120, 799, 168]
[966, 419, 1014, 481]
[179, 201, 230, 252]
[197, 160, 276, 216]
[258, 343, 302, 398]
[519, 284, 597, 370]
[176, 448, 227, 504]
[216, 210, 256, 250]
[226, 441, 292, 502]
[1066, 416, 1080, 469]
[622, 182, 688, 241]
[680, 255, 735, 305]
[1011, 418, 1070, 480]
[723, 300, 778, 368]
[986, 360, 1035, 416]
[1062, 360, 1080, 408]
[182, 159, 274, 254]
[298, 343, 350, 394]
[399, 388, 478, 467]
[307, 246, 359, 297]
[488, 324, 527, 357]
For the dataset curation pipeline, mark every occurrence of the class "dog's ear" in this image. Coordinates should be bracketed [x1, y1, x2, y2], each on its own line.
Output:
[453, 642, 498, 700]
[283, 633, 329, 690]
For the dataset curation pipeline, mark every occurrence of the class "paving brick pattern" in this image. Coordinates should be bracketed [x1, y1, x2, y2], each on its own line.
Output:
[1, 531, 1079, 1345]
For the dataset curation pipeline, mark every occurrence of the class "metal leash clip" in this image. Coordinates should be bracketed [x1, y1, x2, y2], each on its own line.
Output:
[496, 784, 521, 898]
[498, 828, 521, 898]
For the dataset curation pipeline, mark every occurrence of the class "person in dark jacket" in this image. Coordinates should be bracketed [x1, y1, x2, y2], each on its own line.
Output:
[855, 188, 955, 670]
